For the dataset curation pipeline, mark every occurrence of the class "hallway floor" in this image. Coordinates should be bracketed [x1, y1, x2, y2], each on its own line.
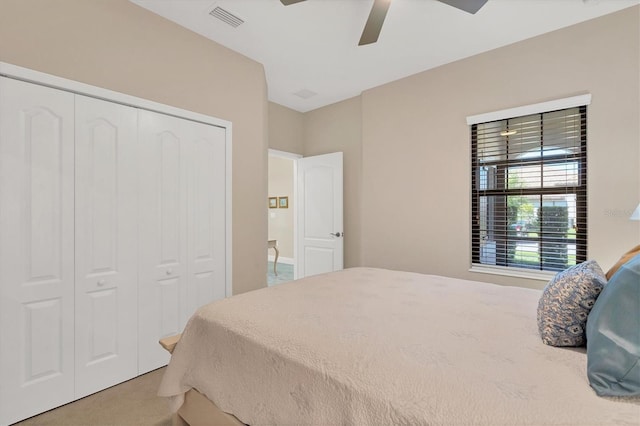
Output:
[268, 261, 294, 286]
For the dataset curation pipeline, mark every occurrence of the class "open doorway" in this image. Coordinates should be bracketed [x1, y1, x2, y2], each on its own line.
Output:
[267, 149, 344, 285]
[268, 149, 301, 285]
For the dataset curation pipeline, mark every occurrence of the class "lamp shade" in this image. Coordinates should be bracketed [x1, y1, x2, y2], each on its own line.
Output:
[631, 203, 640, 221]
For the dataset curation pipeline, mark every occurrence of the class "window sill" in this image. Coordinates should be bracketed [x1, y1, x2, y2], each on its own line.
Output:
[469, 264, 556, 282]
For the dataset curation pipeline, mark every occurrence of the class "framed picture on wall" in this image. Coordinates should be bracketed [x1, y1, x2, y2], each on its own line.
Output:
[269, 197, 278, 208]
[278, 196, 289, 208]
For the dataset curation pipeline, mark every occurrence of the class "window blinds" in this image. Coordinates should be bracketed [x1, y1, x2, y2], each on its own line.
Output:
[471, 106, 587, 272]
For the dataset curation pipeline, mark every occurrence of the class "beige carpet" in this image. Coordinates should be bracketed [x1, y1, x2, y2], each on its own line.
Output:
[15, 368, 172, 426]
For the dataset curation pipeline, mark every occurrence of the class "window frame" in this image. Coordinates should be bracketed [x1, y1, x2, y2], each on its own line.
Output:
[467, 96, 590, 278]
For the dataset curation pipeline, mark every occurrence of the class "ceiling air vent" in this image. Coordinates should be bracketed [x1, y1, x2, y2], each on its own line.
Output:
[209, 6, 244, 28]
[293, 89, 318, 99]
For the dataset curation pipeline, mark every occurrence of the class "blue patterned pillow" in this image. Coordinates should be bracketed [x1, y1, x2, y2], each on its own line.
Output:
[537, 260, 607, 347]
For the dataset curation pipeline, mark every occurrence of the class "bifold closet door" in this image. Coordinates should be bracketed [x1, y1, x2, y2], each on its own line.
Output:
[74, 95, 138, 398]
[137, 111, 227, 374]
[0, 77, 75, 425]
[187, 121, 227, 314]
[138, 110, 189, 373]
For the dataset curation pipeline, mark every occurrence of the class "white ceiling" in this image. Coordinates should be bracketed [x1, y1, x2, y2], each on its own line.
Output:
[131, 0, 639, 112]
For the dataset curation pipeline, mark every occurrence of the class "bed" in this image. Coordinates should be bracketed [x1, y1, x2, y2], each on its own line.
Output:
[158, 267, 640, 425]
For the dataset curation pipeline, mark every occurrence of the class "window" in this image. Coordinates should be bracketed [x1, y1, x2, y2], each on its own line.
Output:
[471, 105, 587, 273]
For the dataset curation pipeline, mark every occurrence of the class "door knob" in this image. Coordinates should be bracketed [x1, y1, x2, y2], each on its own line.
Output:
[329, 232, 343, 237]
[97, 279, 106, 286]
[166, 269, 173, 275]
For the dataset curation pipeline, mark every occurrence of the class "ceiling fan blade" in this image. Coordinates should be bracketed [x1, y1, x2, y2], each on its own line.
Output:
[358, 0, 392, 46]
[437, 0, 488, 14]
[280, 0, 306, 5]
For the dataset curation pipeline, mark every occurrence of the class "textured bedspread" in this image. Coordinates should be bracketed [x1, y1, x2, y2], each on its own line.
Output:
[158, 268, 640, 425]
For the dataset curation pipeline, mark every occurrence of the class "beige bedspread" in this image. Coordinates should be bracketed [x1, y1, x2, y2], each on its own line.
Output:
[158, 268, 640, 425]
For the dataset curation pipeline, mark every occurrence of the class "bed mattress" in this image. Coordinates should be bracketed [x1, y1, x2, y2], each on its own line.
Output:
[158, 267, 640, 425]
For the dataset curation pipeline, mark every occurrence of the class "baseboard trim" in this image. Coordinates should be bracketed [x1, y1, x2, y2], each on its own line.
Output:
[268, 255, 294, 265]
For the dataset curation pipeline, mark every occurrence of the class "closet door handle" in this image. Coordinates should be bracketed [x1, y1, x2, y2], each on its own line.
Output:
[97, 279, 106, 287]
[166, 269, 173, 276]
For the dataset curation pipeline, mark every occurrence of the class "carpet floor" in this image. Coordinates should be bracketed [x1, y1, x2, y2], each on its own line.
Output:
[15, 368, 171, 426]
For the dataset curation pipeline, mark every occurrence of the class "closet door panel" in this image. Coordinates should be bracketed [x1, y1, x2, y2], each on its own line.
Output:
[188, 123, 227, 313]
[74, 95, 138, 398]
[138, 110, 189, 374]
[0, 77, 75, 425]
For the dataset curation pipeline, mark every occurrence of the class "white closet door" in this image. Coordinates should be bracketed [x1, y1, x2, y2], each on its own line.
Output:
[187, 122, 227, 313]
[74, 96, 138, 397]
[138, 110, 189, 373]
[0, 77, 75, 425]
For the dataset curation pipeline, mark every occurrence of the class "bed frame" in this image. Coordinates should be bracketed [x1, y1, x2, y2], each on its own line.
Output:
[160, 335, 245, 426]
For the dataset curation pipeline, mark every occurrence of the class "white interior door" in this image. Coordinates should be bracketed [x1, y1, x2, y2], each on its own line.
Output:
[74, 95, 138, 397]
[296, 152, 344, 278]
[187, 122, 227, 313]
[138, 110, 189, 374]
[0, 77, 75, 425]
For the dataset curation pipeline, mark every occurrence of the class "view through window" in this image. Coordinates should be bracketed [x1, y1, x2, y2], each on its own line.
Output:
[471, 106, 587, 272]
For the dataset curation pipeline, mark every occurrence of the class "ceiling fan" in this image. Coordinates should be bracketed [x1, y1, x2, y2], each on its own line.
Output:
[280, 0, 488, 46]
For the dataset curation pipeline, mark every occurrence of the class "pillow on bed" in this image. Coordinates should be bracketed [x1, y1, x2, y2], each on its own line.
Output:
[537, 260, 607, 347]
[605, 244, 640, 280]
[586, 253, 640, 397]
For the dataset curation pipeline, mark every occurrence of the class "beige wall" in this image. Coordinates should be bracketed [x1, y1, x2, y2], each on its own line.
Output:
[268, 102, 305, 155]
[268, 156, 295, 259]
[304, 97, 363, 268]
[360, 7, 640, 289]
[0, 0, 268, 295]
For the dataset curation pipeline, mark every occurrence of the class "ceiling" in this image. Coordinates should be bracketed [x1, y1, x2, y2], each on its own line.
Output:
[131, 0, 639, 113]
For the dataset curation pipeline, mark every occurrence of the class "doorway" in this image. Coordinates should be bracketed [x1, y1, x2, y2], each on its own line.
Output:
[267, 149, 344, 286]
[268, 149, 301, 285]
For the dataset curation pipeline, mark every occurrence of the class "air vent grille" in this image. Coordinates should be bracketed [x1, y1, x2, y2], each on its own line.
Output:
[293, 89, 318, 99]
[209, 6, 244, 28]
